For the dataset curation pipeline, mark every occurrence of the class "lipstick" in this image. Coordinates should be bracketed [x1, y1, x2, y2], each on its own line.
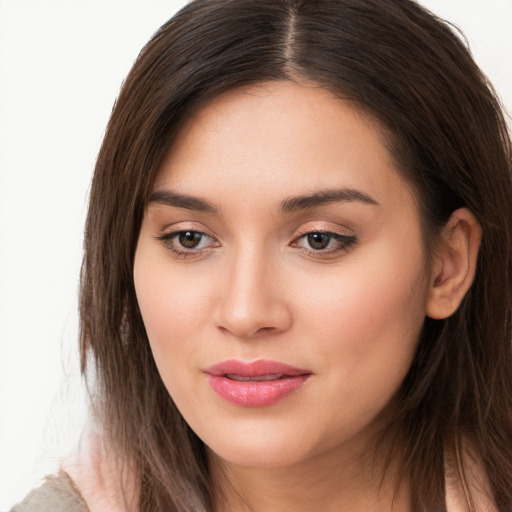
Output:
[204, 359, 312, 407]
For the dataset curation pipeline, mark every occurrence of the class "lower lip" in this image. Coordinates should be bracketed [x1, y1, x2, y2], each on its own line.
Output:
[207, 374, 310, 407]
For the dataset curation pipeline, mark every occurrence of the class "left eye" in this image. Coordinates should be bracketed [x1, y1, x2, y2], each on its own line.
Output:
[176, 231, 208, 249]
[292, 231, 357, 253]
[305, 232, 334, 250]
[158, 230, 218, 255]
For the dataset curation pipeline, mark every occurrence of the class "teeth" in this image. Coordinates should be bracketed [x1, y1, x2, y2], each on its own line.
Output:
[225, 374, 284, 382]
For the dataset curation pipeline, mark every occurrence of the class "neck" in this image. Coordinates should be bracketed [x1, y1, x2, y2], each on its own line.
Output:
[209, 439, 412, 512]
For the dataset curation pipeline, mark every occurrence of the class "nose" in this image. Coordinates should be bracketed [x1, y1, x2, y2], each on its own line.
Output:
[213, 248, 293, 339]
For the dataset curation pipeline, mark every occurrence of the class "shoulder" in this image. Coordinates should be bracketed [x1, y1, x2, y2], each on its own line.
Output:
[10, 471, 89, 512]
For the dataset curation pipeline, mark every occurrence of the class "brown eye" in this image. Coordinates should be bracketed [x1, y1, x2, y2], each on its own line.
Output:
[178, 231, 203, 249]
[307, 233, 332, 250]
[157, 229, 220, 258]
[291, 230, 357, 257]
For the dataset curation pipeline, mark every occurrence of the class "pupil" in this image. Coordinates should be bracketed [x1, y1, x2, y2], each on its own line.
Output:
[308, 233, 330, 250]
[179, 231, 201, 248]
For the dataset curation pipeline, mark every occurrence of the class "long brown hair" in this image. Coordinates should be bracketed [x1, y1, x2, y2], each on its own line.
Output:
[80, 1, 512, 510]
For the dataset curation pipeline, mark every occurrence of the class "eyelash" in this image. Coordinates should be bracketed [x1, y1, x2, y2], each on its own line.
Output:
[156, 230, 220, 259]
[290, 230, 357, 257]
[156, 229, 357, 259]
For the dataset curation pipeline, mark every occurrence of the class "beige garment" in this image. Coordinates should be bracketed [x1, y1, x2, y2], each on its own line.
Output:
[9, 471, 88, 512]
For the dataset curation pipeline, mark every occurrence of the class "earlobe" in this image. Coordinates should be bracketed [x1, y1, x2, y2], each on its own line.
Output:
[426, 208, 482, 320]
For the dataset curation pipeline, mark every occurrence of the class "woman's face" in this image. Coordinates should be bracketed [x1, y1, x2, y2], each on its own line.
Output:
[134, 81, 430, 469]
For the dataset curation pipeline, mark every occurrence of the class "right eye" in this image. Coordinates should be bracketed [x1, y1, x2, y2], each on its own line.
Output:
[157, 230, 220, 258]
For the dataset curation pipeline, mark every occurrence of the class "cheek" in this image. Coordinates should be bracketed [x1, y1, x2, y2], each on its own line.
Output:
[136, 271, 210, 339]
[134, 228, 216, 333]
[295, 239, 427, 402]
[302, 229, 427, 334]
[133, 242, 213, 386]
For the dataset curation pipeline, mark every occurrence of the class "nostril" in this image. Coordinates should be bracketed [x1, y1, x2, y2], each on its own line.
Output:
[216, 324, 279, 340]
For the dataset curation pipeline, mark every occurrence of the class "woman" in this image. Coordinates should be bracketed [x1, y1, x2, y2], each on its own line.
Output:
[11, 0, 512, 511]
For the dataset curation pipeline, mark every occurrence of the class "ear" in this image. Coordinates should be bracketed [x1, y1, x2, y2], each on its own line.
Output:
[426, 208, 482, 320]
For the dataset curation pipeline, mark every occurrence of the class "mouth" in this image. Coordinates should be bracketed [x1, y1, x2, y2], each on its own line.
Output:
[224, 373, 288, 382]
[204, 359, 312, 407]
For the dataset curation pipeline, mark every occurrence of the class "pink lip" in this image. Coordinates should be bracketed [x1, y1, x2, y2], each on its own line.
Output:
[204, 359, 312, 407]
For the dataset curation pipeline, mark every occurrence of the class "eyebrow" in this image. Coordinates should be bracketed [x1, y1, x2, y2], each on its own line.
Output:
[281, 188, 380, 212]
[148, 190, 218, 214]
[147, 187, 379, 215]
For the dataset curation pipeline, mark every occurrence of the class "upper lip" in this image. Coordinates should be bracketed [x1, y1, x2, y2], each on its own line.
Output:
[204, 359, 312, 377]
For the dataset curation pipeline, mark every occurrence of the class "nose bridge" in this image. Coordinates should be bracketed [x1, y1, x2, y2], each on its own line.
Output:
[215, 241, 291, 338]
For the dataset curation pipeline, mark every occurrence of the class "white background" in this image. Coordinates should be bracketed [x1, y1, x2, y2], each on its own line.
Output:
[0, 1, 510, 509]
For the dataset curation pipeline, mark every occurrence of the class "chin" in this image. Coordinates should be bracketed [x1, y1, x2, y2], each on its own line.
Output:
[209, 441, 309, 469]
[199, 419, 338, 470]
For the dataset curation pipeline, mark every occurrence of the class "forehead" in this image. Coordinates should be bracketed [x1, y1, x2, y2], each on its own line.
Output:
[155, 80, 414, 209]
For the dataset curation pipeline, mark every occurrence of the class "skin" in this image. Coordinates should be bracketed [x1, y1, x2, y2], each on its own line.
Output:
[133, 81, 479, 511]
